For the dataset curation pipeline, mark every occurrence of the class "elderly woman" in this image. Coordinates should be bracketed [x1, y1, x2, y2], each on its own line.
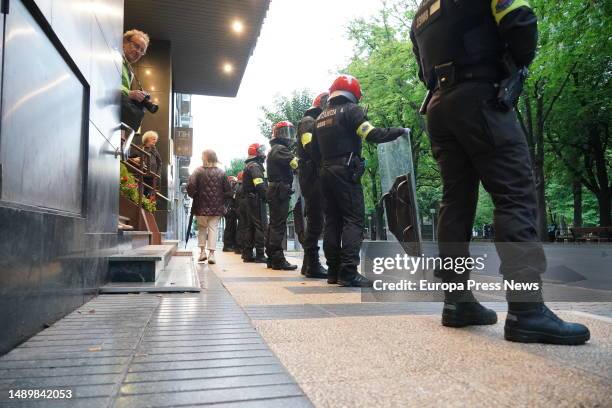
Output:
[187, 150, 232, 264]
[132, 130, 162, 198]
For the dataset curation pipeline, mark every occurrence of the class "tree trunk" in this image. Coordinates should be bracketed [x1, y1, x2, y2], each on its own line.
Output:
[572, 180, 583, 227]
[588, 124, 611, 227]
[597, 189, 611, 227]
[534, 92, 548, 239]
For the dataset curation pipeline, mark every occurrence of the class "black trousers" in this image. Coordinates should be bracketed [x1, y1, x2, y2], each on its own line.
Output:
[223, 209, 238, 248]
[298, 176, 324, 259]
[237, 199, 249, 250]
[320, 162, 364, 278]
[426, 82, 545, 291]
[245, 194, 267, 253]
[265, 182, 291, 261]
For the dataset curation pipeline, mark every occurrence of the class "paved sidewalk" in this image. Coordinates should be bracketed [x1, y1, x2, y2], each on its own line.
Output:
[0, 266, 312, 408]
[211, 250, 612, 408]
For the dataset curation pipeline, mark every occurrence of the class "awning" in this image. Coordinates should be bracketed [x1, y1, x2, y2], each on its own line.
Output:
[125, 0, 270, 97]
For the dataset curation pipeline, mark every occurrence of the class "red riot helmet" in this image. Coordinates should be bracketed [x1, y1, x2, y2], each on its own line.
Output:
[237, 171, 244, 182]
[312, 92, 329, 110]
[271, 121, 297, 141]
[329, 74, 362, 104]
[248, 143, 266, 158]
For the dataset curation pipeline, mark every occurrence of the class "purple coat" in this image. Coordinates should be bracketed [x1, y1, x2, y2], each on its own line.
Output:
[187, 166, 231, 216]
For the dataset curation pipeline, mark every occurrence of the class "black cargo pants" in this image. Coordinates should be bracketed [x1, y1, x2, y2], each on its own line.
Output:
[265, 182, 291, 262]
[426, 81, 545, 295]
[298, 161, 325, 260]
[223, 208, 238, 248]
[237, 198, 248, 250]
[320, 159, 365, 279]
[245, 193, 267, 254]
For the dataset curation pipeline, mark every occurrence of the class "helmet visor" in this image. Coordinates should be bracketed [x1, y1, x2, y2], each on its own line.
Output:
[274, 126, 297, 140]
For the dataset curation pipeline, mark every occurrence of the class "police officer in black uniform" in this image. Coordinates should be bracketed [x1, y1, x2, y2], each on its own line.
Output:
[265, 122, 299, 270]
[223, 176, 239, 252]
[296, 93, 329, 279]
[242, 144, 268, 263]
[410, 0, 589, 344]
[312, 75, 406, 287]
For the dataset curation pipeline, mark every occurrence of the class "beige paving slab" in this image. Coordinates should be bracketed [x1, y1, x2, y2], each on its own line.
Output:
[225, 284, 363, 305]
[254, 315, 612, 408]
[210, 251, 363, 304]
[210, 250, 612, 407]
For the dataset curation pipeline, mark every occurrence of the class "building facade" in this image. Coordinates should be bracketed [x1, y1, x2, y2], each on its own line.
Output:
[0, 0, 269, 355]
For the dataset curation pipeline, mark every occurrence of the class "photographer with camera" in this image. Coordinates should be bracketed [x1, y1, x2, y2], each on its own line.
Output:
[121, 29, 158, 131]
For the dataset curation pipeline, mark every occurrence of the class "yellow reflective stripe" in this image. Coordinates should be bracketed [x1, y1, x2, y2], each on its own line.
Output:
[491, 0, 530, 24]
[356, 121, 375, 140]
[290, 157, 299, 170]
[253, 178, 264, 186]
[301, 132, 312, 147]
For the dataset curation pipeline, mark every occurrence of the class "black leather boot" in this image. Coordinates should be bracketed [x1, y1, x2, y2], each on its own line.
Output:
[242, 249, 255, 263]
[505, 303, 590, 345]
[442, 290, 498, 328]
[300, 254, 310, 276]
[254, 250, 267, 264]
[338, 269, 372, 288]
[326, 265, 339, 284]
[233, 247, 242, 255]
[305, 258, 328, 279]
[272, 258, 298, 271]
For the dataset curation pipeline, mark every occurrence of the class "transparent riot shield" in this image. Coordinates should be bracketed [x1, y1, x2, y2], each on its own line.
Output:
[377, 131, 422, 256]
[291, 174, 304, 251]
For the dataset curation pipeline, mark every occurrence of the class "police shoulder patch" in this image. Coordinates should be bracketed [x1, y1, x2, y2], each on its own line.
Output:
[495, 0, 514, 12]
[491, 0, 530, 24]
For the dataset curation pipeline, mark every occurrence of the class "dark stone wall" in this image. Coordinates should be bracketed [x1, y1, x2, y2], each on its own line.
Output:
[0, 0, 124, 355]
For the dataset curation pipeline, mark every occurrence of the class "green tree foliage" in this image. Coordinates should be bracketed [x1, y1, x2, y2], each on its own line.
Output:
[518, 0, 612, 230]
[258, 90, 314, 139]
[344, 0, 610, 233]
[344, 2, 441, 222]
[226, 157, 246, 176]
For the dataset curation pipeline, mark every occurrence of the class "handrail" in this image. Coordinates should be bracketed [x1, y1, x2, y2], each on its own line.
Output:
[120, 122, 135, 160]
[121, 159, 146, 176]
[128, 143, 151, 157]
[141, 181, 170, 202]
[119, 121, 167, 209]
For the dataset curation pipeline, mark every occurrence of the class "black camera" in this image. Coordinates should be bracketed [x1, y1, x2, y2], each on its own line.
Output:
[139, 92, 159, 113]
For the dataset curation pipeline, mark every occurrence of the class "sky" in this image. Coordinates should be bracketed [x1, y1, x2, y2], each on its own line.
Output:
[189, 0, 383, 173]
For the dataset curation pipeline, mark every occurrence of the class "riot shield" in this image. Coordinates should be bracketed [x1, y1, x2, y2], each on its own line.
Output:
[290, 174, 304, 249]
[377, 131, 422, 256]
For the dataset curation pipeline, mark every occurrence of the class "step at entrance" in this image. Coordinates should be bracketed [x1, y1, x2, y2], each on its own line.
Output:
[103, 241, 200, 293]
[108, 244, 175, 282]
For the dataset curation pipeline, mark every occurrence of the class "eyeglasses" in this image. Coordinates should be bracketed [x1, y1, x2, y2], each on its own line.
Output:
[129, 40, 146, 55]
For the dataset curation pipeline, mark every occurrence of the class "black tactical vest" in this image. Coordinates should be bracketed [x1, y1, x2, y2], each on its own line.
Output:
[242, 159, 264, 194]
[296, 114, 316, 160]
[266, 143, 293, 184]
[411, 0, 503, 89]
[315, 102, 361, 160]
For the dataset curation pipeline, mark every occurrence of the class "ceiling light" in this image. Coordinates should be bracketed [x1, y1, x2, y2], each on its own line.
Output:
[145, 69, 151, 75]
[232, 20, 244, 34]
[150, 86, 155, 91]
[223, 63, 233, 74]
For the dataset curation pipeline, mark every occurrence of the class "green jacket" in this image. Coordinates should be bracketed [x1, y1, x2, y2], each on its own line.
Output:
[121, 59, 133, 96]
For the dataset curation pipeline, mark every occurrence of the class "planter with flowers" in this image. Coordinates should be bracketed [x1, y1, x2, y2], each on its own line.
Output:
[120, 163, 157, 213]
